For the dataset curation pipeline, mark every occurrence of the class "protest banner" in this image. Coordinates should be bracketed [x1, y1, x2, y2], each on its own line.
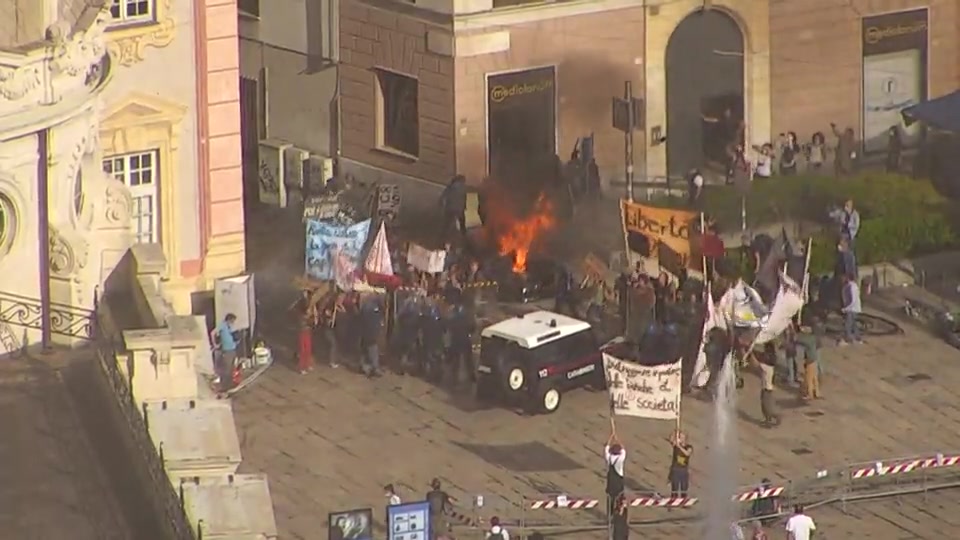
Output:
[364, 222, 394, 276]
[621, 201, 698, 266]
[407, 244, 446, 273]
[305, 219, 371, 280]
[603, 353, 682, 420]
[302, 194, 341, 222]
[691, 282, 722, 389]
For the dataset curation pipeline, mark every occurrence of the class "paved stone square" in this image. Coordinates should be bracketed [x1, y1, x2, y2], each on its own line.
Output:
[232, 309, 960, 539]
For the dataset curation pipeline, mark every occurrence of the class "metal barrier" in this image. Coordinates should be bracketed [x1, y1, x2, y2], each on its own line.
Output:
[443, 449, 960, 536]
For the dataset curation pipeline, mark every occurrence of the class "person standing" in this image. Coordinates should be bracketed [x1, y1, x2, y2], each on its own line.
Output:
[359, 293, 384, 377]
[446, 300, 476, 384]
[384, 483, 402, 506]
[687, 168, 704, 207]
[829, 199, 860, 249]
[293, 290, 316, 375]
[210, 313, 238, 395]
[839, 274, 864, 346]
[885, 126, 902, 173]
[785, 505, 816, 540]
[611, 493, 629, 540]
[757, 343, 780, 427]
[668, 431, 693, 497]
[486, 516, 509, 540]
[830, 123, 856, 177]
[426, 479, 454, 540]
[834, 238, 857, 282]
[605, 432, 627, 515]
[440, 174, 468, 240]
[319, 291, 343, 369]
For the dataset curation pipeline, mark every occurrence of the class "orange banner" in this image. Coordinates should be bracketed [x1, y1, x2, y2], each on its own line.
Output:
[621, 200, 699, 263]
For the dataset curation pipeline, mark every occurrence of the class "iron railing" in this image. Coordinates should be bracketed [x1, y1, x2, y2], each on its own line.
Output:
[0, 290, 95, 340]
[91, 292, 196, 540]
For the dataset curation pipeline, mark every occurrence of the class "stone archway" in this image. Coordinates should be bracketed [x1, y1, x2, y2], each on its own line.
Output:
[665, 8, 745, 179]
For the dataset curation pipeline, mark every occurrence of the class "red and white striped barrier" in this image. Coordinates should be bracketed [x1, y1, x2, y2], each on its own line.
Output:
[628, 497, 698, 508]
[529, 498, 599, 510]
[851, 454, 960, 479]
[733, 486, 785, 502]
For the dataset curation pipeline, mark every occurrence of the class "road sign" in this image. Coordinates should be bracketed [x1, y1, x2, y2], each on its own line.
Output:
[612, 97, 644, 132]
[387, 501, 431, 540]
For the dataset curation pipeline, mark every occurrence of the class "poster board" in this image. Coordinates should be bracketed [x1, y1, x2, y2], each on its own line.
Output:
[407, 244, 446, 273]
[213, 274, 256, 333]
[329, 507, 373, 540]
[305, 219, 372, 280]
[376, 184, 402, 223]
[387, 501, 430, 540]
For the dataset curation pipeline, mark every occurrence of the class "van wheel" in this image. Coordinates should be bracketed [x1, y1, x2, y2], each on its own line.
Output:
[502, 363, 525, 394]
[538, 385, 562, 414]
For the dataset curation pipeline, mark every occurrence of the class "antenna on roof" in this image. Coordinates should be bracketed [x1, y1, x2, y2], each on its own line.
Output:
[550, 319, 557, 328]
[517, 313, 525, 319]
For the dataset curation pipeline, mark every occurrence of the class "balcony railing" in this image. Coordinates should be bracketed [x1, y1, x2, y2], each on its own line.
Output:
[0, 291, 95, 341]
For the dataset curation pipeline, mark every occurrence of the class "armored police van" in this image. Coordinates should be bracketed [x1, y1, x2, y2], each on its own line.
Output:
[476, 311, 606, 414]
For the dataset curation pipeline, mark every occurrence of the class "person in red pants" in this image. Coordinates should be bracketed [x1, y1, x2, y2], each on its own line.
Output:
[293, 289, 316, 374]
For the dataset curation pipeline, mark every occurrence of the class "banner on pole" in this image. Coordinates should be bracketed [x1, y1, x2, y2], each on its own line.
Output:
[365, 222, 394, 276]
[407, 244, 446, 273]
[603, 353, 681, 420]
[305, 219, 371, 280]
[621, 201, 698, 262]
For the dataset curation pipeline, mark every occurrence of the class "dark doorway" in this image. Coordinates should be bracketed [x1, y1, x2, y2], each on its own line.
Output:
[239, 75, 261, 209]
[665, 9, 744, 179]
[487, 66, 557, 186]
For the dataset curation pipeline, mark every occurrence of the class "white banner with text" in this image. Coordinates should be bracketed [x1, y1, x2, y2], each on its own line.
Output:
[603, 353, 681, 420]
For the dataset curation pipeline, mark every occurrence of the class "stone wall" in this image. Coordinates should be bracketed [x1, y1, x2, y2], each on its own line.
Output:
[339, 0, 457, 183]
[453, 7, 646, 186]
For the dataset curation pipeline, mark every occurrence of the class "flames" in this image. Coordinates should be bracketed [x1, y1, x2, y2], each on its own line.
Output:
[493, 194, 556, 273]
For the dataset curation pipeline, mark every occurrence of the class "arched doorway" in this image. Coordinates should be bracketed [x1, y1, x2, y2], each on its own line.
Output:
[665, 8, 744, 179]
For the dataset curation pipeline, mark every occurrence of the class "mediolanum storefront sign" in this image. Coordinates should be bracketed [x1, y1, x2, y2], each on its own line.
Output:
[489, 79, 554, 103]
[861, 8, 928, 55]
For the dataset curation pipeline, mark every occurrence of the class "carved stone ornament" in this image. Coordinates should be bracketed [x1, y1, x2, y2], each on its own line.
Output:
[0, 65, 42, 100]
[104, 181, 133, 225]
[49, 10, 109, 77]
[106, 0, 176, 67]
[49, 227, 77, 276]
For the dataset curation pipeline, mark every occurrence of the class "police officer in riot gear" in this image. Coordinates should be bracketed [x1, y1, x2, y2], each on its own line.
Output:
[420, 295, 446, 381]
[554, 265, 578, 316]
[358, 293, 385, 377]
[446, 291, 476, 384]
[393, 290, 423, 375]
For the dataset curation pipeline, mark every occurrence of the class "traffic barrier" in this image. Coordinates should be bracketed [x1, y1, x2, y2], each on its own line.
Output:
[733, 486, 785, 502]
[628, 496, 698, 508]
[849, 453, 960, 479]
[529, 497, 599, 510]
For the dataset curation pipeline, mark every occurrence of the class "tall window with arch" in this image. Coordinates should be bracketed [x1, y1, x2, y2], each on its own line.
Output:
[102, 151, 160, 244]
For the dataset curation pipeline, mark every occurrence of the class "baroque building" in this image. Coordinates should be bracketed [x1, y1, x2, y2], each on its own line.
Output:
[335, 0, 959, 195]
[0, 0, 247, 354]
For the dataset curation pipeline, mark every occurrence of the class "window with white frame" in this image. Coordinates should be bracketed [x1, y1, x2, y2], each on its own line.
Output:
[102, 151, 159, 244]
[108, 0, 155, 24]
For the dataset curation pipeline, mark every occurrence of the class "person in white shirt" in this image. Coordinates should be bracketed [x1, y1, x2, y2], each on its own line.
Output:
[486, 516, 509, 539]
[384, 483, 401, 506]
[785, 505, 816, 540]
[754, 144, 773, 179]
[605, 432, 626, 514]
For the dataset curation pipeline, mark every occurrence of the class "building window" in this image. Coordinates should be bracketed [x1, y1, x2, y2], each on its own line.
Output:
[375, 69, 420, 157]
[0, 194, 16, 257]
[102, 151, 159, 244]
[73, 169, 85, 219]
[239, 0, 260, 18]
[108, 0, 154, 24]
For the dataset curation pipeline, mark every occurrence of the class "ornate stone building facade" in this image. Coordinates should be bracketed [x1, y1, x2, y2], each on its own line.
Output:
[336, 0, 959, 199]
[0, 0, 248, 353]
[0, 5, 133, 353]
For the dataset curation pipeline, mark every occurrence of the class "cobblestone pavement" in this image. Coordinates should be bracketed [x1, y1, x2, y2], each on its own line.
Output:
[232, 312, 960, 539]
[0, 354, 137, 539]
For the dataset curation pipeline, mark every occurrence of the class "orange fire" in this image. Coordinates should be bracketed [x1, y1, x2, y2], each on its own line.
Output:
[495, 194, 556, 273]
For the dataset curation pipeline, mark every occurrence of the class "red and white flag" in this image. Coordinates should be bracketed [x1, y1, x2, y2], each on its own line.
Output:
[364, 222, 393, 276]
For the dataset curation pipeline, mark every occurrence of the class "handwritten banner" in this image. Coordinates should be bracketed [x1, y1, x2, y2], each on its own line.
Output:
[603, 353, 681, 420]
[621, 201, 698, 263]
[302, 194, 341, 222]
[305, 219, 371, 280]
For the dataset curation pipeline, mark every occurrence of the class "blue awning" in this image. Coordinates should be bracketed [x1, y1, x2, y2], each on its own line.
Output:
[901, 90, 960, 133]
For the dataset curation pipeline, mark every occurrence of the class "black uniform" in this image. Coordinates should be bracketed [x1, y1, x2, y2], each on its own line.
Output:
[420, 301, 445, 380]
[668, 443, 693, 497]
[554, 268, 578, 316]
[426, 488, 451, 539]
[393, 295, 422, 373]
[446, 303, 476, 383]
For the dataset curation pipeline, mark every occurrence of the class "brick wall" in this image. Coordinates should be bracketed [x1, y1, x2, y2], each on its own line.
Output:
[453, 7, 646, 185]
[339, 0, 456, 183]
[770, 0, 959, 143]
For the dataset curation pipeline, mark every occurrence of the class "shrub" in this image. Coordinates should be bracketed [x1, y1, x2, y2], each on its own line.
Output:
[648, 172, 957, 272]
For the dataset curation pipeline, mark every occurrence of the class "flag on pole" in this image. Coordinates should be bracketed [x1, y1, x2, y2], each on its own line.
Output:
[691, 282, 723, 388]
[364, 222, 393, 276]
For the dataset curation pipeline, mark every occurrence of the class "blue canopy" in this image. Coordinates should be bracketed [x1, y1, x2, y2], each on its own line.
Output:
[901, 90, 960, 133]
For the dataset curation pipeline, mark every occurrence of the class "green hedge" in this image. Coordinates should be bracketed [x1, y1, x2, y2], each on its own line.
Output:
[649, 173, 957, 275]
